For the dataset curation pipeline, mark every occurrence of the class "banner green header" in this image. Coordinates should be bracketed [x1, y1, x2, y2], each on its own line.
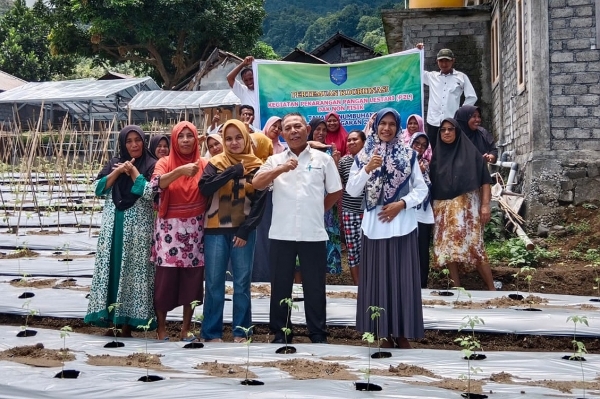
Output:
[254, 49, 423, 132]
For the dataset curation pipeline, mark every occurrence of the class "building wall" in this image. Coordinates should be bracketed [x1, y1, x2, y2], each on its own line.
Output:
[530, 0, 600, 223]
[383, 7, 492, 132]
[340, 46, 375, 63]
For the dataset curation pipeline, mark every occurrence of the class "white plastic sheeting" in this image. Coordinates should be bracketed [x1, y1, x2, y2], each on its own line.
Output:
[2, 279, 600, 336]
[0, 326, 596, 399]
[128, 90, 241, 111]
[0, 229, 98, 251]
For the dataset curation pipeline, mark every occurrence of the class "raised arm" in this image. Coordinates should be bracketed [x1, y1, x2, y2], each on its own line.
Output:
[252, 157, 297, 190]
[227, 56, 254, 88]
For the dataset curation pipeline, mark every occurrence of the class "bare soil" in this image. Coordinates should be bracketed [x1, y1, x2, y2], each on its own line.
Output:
[0, 343, 74, 367]
[87, 353, 167, 371]
[9, 278, 58, 289]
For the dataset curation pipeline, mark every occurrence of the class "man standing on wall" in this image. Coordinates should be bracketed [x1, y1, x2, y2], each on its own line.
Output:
[416, 44, 478, 149]
[252, 112, 343, 344]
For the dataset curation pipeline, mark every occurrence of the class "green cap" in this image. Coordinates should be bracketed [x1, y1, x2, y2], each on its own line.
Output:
[436, 49, 454, 60]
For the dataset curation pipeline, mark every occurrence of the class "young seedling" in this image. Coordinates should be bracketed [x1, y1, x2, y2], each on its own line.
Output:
[566, 316, 589, 398]
[54, 326, 80, 379]
[137, 317, 162, 382]
[277, 298, 298, 354]
[366, 305, 391, 358]
[18, 300, 38, 337]
[104, 302, 124, 348]
[235, 325, 263, 385]
[458, 316, 486, 360]
[510, 268, 524, 301]
[455, 334, 483, 397]
[184, 300, 204, 349]
[356, 332, 382, 391]
[439, 266, 455, 296]
[454, 287, 473, 307]
[520, 266, 537, 309]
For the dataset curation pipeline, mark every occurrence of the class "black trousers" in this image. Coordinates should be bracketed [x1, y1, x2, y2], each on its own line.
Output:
[426, 122, 439, 150]
[269, 239, 327, 339]
[418, 222, 433, 289]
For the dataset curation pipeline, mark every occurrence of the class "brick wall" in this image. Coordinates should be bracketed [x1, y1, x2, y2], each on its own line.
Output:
[548, 0, 599, 151]
[382, 7, 492, 132]
[340, 46, 375, 63]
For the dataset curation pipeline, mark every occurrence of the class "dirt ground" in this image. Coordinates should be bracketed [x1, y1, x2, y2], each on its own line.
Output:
[1, 203, 600, 354]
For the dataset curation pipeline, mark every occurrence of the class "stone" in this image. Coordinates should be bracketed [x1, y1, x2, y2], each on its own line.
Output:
[551, 225, 565, 231]
[560, 180, 574, 190]
[565, 169, 587, 179]
[536, 224, 550, 238]
[552, 230, 568, 237]
[558, 190, 574, 203]
[587, 163, 599, 178]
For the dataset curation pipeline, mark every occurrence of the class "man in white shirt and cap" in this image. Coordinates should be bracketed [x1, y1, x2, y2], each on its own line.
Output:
[417, 45, 478, 149]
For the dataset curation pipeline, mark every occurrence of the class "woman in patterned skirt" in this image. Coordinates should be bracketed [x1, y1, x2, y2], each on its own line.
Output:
[85, 125, 157, 336]
[430, 118, 495, 290]
[151, 121, 209, 341]
[338, 129, 366, 285]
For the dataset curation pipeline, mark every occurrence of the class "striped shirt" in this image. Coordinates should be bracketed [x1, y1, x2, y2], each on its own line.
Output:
[339, 155, 364, 214]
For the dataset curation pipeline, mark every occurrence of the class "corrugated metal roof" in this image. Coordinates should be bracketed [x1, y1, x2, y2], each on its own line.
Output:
[0, 77, 160, 103]
[0, 70, 26, 92]
[128, 90, 240, 110]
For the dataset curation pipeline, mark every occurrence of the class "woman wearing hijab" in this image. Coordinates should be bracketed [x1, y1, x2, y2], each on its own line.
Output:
[454, 105, 498, 164]
[308, 117, 342, 275]
[403, 114, 432, 162]
[85, 126, 157, 336]
[151, 121, 208, 341]
[338, 129, 367, 285]
[149, 134, 170, 159]
[263, 116, 285, 154]
[409, 132, 434, 288]
[347, 108, 428, 349]
[199, 119, 266, 342]
[430, 118, 495, 291]
[249, 130, 273, 162]
[251, 116, 283, 283]
[206, 134, 224, 158]
[325, 112, 348, 155]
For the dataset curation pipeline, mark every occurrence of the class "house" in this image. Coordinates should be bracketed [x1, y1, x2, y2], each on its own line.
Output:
[179, 48, 243, 92]
[282, 32, 379, 64]
[381, 0, 600, 226]
[0, 70, 26, 93]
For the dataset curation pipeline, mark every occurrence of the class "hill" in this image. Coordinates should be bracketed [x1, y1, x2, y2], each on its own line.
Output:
[262, 0, 407, 57]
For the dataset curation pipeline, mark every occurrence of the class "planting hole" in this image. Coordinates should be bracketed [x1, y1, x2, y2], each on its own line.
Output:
[276, 346, 297, 354]
[104, 341, 125, 348]
[371, 351, 392, 359]
[241, 379, 264, 386]
[183, 342, 204, 349]
[562, 355, 586, 361]
[355, 382, 382, 391]
[18, 292, 35, 299]
[16, 329, 37, 337]
[138, 375, 164, 382]
[54, 370, 80, 379]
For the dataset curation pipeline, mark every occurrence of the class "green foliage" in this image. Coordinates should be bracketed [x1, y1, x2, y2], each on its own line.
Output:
[567, 315, 589, 397]
[361, 332, 375, 384]
[190, 300, 203, 337]
[488, 238, 558, 268]
[48, 0, 266, 88]
[279, 298, 298, 348]
[367, 305, 386, 351]
[567, 221, 591, 235]
[59, 325, 72, 374]
[137, 317, 154, 379]
[0, 0, 76, 81]
[455, 317, 484, 395]
[484, 208, 503, 242]
[261, 1, 406, 56]
[21, 299, 38, 330]
[250, 41, 279, 60]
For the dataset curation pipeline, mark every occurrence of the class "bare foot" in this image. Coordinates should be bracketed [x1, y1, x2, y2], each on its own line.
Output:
[395, 336, 411, 349]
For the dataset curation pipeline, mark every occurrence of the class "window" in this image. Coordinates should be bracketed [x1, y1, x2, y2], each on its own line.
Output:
[516, 0, 525, 91]
[491, 13, 500, 85]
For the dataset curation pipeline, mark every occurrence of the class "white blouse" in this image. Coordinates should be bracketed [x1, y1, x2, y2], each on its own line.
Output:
[346, 156, 428, 239]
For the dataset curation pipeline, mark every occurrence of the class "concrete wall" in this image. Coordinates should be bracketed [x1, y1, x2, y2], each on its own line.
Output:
[382, 7, 493, 132]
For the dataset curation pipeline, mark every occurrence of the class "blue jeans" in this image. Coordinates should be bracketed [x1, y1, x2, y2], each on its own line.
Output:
[201, 231, 256, 339]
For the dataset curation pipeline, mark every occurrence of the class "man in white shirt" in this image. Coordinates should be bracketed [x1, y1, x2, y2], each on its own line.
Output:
[227, 56, 260, 129]
[418, 46, 477, 149]
[253, 113, 343, 344]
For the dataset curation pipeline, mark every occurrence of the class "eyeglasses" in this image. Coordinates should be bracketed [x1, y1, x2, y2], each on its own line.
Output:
[412, 141, 428, 149]
[439, 127, 455, 133]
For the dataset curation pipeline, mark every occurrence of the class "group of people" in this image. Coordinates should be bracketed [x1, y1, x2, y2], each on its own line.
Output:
[85, 47, 498, 347]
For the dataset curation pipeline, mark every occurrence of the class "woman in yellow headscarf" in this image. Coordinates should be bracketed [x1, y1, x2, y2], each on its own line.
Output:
[199, 119, 267, 343]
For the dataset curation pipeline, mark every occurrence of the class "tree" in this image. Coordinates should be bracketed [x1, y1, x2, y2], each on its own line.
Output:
[250, 41, 279, 60]
[48, 0, 266, 88]
[0, 0, 76, 81]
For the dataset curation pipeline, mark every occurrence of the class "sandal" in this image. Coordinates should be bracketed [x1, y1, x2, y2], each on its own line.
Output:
[233, 337, 248, 344]
[181, 335, 199, 342]
[202, 338, 223, 343]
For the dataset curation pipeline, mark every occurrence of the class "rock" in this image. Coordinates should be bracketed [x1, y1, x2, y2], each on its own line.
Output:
[553, 230, 567, 237]
[35, 343, 44, 349]
[551, 225, 565, 231]
[536, 224, 550, 238]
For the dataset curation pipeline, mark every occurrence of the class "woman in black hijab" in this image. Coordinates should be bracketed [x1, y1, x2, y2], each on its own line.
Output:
[149, 134, 170, 159]
[85, 125, 158, 336]
[454, 105, 498, 164]
[429, 118, 495, 291]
